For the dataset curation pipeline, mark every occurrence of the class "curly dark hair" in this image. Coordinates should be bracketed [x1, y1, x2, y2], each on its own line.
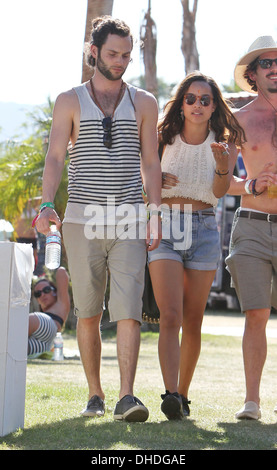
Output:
[85, 15, 133, 68]
[158, 71, 246, 147]
[243, 58, 259, 92]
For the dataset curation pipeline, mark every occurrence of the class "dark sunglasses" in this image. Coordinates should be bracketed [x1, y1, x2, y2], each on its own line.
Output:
[34, 285, 54, 298]
[258, 58, 277, 69]
[102, 117, 112, 149]
[184, 94, 212, 107]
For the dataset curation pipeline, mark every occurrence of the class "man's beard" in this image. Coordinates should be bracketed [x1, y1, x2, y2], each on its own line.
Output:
[96, 54, 126, 81]
[267, 73, 277, 93]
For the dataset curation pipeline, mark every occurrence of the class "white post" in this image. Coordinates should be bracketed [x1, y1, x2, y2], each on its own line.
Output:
[0, 242, 34, 436]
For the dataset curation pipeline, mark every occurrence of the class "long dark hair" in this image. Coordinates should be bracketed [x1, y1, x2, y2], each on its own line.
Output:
[158, 71, 246, 146]
[33, 278, 57, 312]
[33, 278, 57, 293]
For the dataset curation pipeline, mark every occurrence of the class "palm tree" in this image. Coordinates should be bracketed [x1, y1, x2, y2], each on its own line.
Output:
[82, 0, 114, 83]
[180, 0, 199, 73]
[0, 99, 68, 225]
[140, 0, 158, 99]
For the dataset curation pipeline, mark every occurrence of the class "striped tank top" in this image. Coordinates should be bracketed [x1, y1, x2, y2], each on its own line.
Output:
[66, 83, 143, 214]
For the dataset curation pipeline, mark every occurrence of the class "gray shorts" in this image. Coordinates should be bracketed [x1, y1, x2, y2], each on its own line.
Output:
[226, 209, 277, 312]
[63, 222, 146, 322]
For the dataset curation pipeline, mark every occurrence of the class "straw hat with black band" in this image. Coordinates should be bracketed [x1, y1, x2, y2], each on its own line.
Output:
[234, 36, 277, 93]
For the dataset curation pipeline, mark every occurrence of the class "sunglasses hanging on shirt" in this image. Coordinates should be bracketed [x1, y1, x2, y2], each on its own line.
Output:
[90, 79, 125, 149]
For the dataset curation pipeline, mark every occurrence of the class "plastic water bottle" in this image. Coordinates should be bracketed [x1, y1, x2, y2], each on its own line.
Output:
[45, 225, 61, 270]
[237, 152, 246, 179]
[53, 332, 64, 361]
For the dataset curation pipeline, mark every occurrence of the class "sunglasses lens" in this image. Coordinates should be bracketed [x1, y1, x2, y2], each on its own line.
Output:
[201, 96, 211, 106]
[103, 132, 112, 148]
[102, 117, 112, 148]
[185, 94, 211, 107]
[259, 59, 272, 69]
[185, 94, 196, 105]
[259, 58, 277, 69]
[102, 117, 112, 130]
[34, 286, 52, 298]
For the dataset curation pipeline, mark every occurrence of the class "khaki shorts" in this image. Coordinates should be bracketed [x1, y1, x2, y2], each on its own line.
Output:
[62, 222, 147, 322]
[226, 209, 277, 312]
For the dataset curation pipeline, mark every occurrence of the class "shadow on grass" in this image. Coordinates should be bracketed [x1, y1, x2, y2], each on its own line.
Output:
[1, 415, 277, 451]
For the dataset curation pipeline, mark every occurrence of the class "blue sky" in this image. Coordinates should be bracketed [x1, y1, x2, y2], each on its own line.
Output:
[0, 0, 276, 105]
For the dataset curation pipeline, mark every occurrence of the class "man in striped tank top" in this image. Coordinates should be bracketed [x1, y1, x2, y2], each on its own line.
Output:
[35, 16, 162, 422]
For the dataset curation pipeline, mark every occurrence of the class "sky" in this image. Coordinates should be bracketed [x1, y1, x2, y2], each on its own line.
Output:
[0, 0, 277, 106]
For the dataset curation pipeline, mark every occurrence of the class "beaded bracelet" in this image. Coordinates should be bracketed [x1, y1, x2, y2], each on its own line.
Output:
[251, 179, 263, 197]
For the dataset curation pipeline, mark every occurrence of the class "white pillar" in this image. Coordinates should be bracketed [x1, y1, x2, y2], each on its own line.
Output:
[0, 242, 34, 436]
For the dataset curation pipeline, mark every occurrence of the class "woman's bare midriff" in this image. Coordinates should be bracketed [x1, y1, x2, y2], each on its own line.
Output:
[161, 197, 213, 211]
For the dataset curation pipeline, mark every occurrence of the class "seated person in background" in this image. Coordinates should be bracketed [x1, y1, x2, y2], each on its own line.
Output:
[28, 267, 70, 357]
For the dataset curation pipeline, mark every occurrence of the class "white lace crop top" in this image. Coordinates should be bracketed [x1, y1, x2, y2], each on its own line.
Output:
[161, 130, 218, 207]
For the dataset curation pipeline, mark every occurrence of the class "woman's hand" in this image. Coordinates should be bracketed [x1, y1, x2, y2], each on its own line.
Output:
[211, 142, 229, 173]
[162, 172, 179, 189]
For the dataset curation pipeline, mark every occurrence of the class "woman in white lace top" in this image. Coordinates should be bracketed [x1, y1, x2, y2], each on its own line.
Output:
[148, 71, 245, 420]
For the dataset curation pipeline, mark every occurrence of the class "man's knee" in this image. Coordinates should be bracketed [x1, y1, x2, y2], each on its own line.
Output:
[245, 309, 270, 331]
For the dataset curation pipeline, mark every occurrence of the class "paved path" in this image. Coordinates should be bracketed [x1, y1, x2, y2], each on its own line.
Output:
[202, 311, 277, 338]
[63, 311, 277, 358]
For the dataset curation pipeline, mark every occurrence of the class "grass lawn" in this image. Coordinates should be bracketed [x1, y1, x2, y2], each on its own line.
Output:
[1, 325, 277, 451]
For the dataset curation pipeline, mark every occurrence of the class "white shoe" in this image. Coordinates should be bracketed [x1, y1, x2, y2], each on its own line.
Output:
[235, 401, 261, 420]
[274, 404, 277, 414]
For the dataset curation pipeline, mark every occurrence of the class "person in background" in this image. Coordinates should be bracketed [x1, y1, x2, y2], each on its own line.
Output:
[226, 36, 277, 420]
[148, 71, 245, 420]
[35, 16, 161, 422]
[28, 267, 70, 357]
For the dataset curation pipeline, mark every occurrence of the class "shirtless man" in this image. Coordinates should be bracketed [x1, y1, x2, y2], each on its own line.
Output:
[35, 17, 161, 422]
[226, 36, 277, 420]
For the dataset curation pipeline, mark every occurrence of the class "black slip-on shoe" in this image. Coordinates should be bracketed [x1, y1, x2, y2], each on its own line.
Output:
[114, 395, 149, 422]
[81, 395, 105, 417]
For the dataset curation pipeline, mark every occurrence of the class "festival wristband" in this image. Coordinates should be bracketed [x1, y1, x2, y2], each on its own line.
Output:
[40, 202, 55, 210]
[149, 210, 162, 219]
[141, 184, 147, 197]
[32, 202, 55, 227]
[244, 179, 253, 194]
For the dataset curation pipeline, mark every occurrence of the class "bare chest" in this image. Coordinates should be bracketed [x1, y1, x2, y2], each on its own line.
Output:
[93, 90, 121, 116]
[241, 113, 277, 173]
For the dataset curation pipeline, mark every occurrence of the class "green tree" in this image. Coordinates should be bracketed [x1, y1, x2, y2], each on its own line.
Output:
[222, 80, 243, 93]
[128, 75, 176, 111]
[0, 98, 68, 226]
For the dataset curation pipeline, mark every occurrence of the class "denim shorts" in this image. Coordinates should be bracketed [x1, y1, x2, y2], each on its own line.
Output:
[148, 207, 220, 271]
